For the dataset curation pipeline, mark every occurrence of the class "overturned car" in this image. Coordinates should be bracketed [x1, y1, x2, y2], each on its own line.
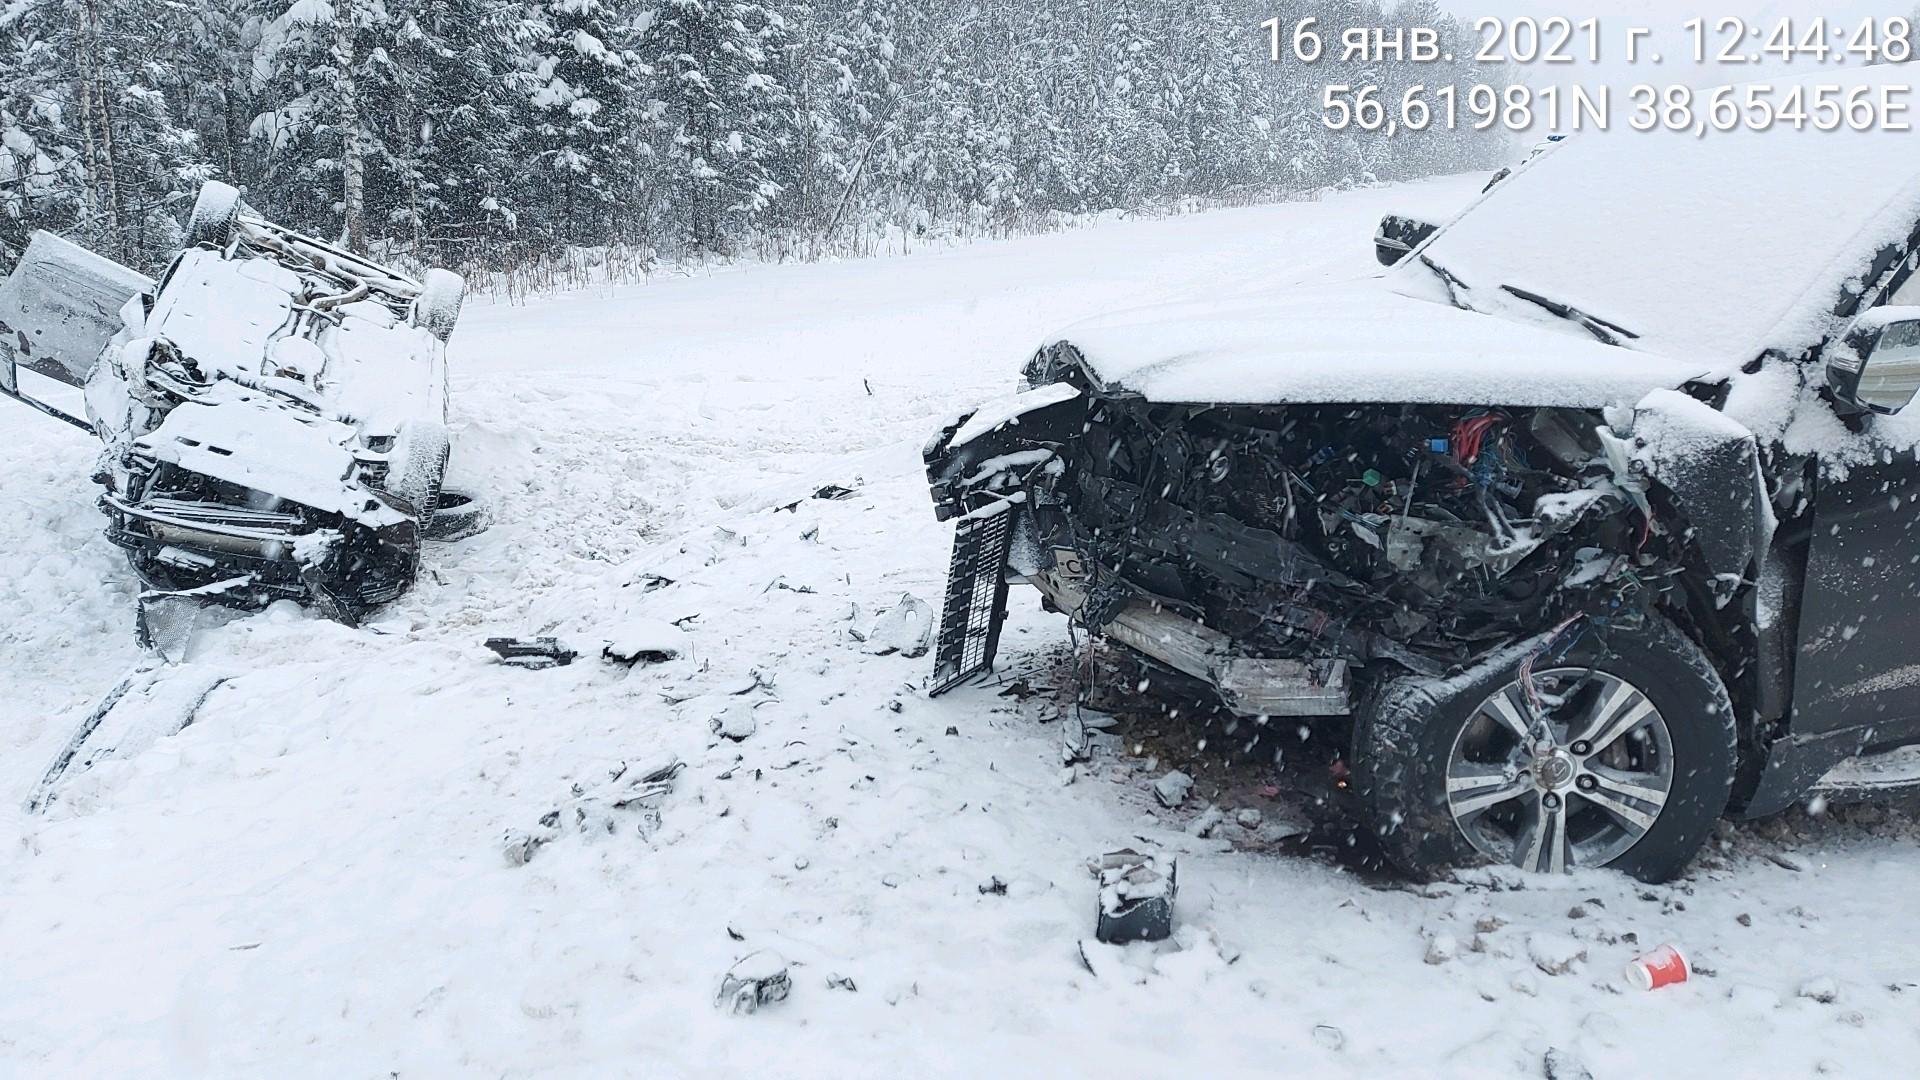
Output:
[925, 69, 1920, 882]
[0, 182, 480, 629]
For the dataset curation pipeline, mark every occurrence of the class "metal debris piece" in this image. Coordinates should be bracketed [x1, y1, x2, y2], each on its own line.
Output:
[502, 829, 548, 867]
[505, 757, 683, 866]
[485, 637, 577, 669]
[777, 483, 859, 512]
[1152, 770, 1194, 808]
[600, 619, 685, 665]
[1185, 805, 1225, 837]
[712, 704, 759, 742]
[716, 951, 792, 1015]
[1094, 849, 1177, 944]
[865, 593, 934, 658]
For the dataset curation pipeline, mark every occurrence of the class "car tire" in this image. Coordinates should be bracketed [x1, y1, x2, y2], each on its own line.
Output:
[186, 181, 243, 248]
[1351, 614, 1737, 884]
[413, 268, 465, 342]
[423, 489, 489, 542]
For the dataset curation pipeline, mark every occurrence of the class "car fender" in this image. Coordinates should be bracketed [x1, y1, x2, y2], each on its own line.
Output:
[1621, 389, 1774, 596]
[924, 382, 1089, 521]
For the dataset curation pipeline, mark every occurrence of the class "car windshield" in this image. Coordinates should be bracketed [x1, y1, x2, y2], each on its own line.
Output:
[1397, 68, 1920, 372]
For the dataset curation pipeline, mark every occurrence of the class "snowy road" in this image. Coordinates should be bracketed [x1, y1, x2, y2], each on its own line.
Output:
[3, 178, 1919, 1077]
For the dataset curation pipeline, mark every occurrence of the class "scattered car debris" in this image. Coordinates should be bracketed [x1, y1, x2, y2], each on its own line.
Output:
[712, 703, 759, 742]
[1184, 805, 1225, 838]
[864, 593, 933, 658]
[716, 951, 792, 1015]
[600, 619, 686, 665]
[485, 637, 577, 669]
[1797, 975, 1840, 1004]
[1094, 849, 1177, 944]
[978, 875, 1008, 896]
[1152, 770, 1193, 808]
[1423, 932, 1460, 966]
[1526, 933, 1587, 976]
[1542, 1048, 1594, 1080]
[778, 482, 859, 512]
[502, 758, 684, 866]
[133, 588, 245, 660]
[824, 973, 858, 992]
[1061, 714, 1092, 765]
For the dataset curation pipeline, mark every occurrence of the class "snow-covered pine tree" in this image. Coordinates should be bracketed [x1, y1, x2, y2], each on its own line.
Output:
[248, 0, 405, 252]
[513, 0, 647, 249]
[0, 0, 1517, 277]
[636, 0, 797, 255]
[387, 0, 531, 265]
[0, 0, 204, 268]
[0, 6, 84, 263]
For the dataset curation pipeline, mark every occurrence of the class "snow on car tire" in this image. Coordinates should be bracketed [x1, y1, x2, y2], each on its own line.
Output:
[185, 181, 243, 248]
[423, 489, 489, 542]
[1351, 614, 1737, 884]
[413, 268, 465, 342]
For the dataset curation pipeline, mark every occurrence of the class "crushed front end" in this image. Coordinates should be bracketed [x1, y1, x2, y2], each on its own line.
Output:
[94, 385, 421, 623]
[80, 233, 450, 626]
[924, 344, 1682, 716]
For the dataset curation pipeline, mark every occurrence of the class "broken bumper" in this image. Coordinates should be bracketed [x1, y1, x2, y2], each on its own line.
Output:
[1029, 553, 1350, 717]
[100, 488, 414, 618]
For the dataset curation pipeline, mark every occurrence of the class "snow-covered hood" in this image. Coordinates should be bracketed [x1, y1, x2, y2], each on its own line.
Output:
[1050, 278, 1712, 408]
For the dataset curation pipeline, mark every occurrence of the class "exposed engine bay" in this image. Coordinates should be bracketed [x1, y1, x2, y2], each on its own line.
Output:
[922, 351, 1731, 715]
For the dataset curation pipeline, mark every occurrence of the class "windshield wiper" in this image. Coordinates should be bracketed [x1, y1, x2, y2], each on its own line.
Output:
[1499, 285, 1640, 347]
[1418, 254, 1475, 312]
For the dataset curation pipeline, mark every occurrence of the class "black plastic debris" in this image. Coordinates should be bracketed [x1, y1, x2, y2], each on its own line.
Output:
[777, 483, 859, 512]
[716, 951, 792, 1015]
[1094, 849, 1177, 944]
[484, 637, 577, 669]
[600, 619, 685, 665]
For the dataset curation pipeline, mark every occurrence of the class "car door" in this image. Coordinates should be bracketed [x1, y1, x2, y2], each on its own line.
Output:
[1791, 255, 1920, 740]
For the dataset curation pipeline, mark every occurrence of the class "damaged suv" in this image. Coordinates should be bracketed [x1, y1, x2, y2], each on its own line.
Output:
[924, 68, 1920, 882]
[1, 182, 476, 629]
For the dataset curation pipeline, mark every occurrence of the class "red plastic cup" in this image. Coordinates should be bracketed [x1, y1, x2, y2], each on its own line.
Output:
[1624, 944, 1690, 990]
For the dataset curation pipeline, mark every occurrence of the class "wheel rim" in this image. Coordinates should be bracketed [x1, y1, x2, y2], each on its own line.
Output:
[1444, 667, 1675, 873]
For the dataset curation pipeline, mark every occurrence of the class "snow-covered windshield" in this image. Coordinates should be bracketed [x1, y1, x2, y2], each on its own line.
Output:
[1400, 68, 1920, 372]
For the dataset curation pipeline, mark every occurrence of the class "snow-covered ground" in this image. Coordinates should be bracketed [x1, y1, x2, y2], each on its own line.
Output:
[4, 177, 1918, 1077]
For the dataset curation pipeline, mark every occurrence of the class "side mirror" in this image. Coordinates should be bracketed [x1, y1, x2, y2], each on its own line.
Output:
[1830, 306, 1920, 415]
[1374, 213, 1440, 267]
